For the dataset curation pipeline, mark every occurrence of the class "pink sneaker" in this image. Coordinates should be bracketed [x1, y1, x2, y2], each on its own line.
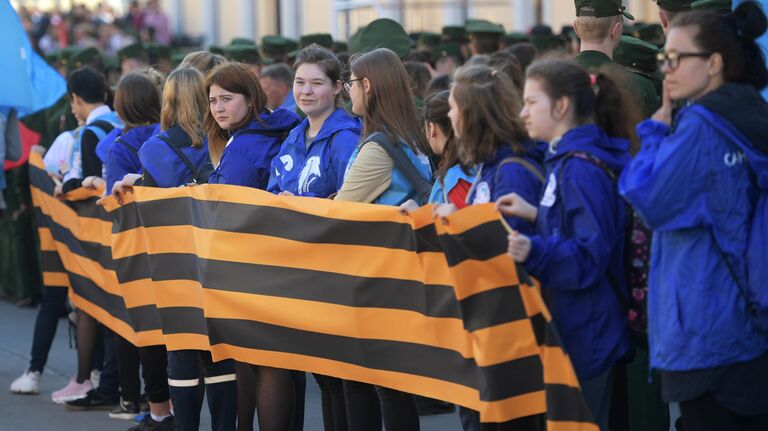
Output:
[51, 377, 92, 404]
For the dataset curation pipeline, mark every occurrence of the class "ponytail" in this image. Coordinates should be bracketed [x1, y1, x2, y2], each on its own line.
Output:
[526, 59, 639, 151]
[672, 1, 768, 90]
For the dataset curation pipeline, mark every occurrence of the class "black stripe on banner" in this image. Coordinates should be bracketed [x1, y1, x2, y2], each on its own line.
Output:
[33, 208, 114, 271]
[109, 201, 141, 235]
[545, 383, 595, 423]
[439, 220, 509, 267]
[68, 272, 162, 333]
[459, 285, 527, 332]
[158, 306, 209, 336]
[146, 252, 462, 319]
[113, 254, 152, 284]
[202, 316, 546, 402]
[529, 313, 564, 348]
[29, 164, 55, 195]
[67, 197, 111, 222]
[120, 197, 441, 253]
[39, 250, 66, 273]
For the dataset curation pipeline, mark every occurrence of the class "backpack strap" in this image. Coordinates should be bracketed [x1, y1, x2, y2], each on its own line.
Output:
[86, 120, 116, 141]
[116, 136, 139, 156]
[557, 150, 631, 314]
[157, 134, 202, 183]
[495, 156, 545, 185]
[236, 129, 291, 140]
[362, 132, 432, 204]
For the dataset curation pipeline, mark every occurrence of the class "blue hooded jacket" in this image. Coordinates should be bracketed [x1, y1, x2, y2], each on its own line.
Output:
[208, 108, 300, 188]
[104, 124, 158, 192]
[267, 108, 361, 197]
[139, 125, 210, 188]
[428, 164, 476, 205]
[467, 144, 544, 236]
[525, 124, 633, 379]
[619, 83, 768, 372]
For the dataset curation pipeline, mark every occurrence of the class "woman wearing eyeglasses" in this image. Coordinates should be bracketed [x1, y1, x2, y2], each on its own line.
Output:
[619, 3, 768, 430]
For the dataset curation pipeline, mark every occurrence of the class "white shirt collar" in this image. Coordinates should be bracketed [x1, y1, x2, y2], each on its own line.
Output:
[85, 105, 111, 125]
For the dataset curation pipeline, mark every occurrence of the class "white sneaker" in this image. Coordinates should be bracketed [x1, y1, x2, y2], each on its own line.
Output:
[10, 370, 41, 394]
[90, 369, 101, 389]
[51, 377, 92, 404]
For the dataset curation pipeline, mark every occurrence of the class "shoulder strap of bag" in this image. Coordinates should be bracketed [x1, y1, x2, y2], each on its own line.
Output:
[363, 132, 432, 202]
[157, 134, 199, 183]
[116, 136, 139, 156]
[495, 156, 545, 184]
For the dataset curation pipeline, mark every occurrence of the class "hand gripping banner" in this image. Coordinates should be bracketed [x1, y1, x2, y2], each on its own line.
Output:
[29, 152, 597, 429]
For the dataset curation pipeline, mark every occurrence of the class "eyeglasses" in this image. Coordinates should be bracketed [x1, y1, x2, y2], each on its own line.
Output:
[656, 51, 711, 71]
[343, 78, 363, 93]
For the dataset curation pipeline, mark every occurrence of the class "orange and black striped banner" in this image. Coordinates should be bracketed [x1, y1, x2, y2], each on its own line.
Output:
[29, 152, 597, 429]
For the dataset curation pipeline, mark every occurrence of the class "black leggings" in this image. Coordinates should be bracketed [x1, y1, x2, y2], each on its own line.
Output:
[680, 393, 768, 431]
[115, 335, 170, 404]
[343, 380, 419, 431]
[234, 361, 294, 431]
[314, 374, 347, 431]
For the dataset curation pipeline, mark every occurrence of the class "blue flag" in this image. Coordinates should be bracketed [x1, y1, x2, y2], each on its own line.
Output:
[0, 0, 66, 115]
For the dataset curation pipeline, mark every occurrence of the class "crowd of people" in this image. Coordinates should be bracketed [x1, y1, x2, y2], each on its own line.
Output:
[6, 0, 768, 431]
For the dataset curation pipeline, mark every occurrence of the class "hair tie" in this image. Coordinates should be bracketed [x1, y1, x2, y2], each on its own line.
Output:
[590, 74, 600, 94]
[490, 69, 499, 78]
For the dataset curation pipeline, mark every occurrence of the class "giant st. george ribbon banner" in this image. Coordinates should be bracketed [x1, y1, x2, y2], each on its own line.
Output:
[29, 152, 597, 429]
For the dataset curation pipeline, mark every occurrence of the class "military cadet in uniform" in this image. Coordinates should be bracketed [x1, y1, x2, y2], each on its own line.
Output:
[655, 0, 693, 35]
[117, 42, 149, 75]
[464, 19, 505, 56]
[223, 44, 272, 78]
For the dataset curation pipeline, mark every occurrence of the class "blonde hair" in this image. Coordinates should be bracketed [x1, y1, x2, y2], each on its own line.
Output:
[180, 51, 228, 75]
[160, 67, 207, 149]
[575, 12, 621, 42]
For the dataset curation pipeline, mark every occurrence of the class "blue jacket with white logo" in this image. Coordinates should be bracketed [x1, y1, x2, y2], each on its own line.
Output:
[466, 144, 544, 236]
[525, 124, 633, 379]
[139, 125, 210, 188]
[208, 108, 300, 188]
[104, 124, 158, 192]
[267, 108, 361, 197]
[620, 84, 768, 372]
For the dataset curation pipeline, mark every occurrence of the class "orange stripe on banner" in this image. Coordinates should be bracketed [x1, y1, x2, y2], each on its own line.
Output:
[541, 346, 582, 388]
[51, 238, 121, 296]
[470, 319, 541, 366]
[437, 203, 504, 235]
[31, 187, 111, 246]
[111, 227, 149, 258]
[476, 391, 546, 424]
[142, 225, 456, 287]
[118, 279, 157, 308]
[69, 291, 163, 347]
[547, 420, 600, 431]
[209, 343, 482, 411]
[153, 280, 206, 309]
[519, 282, 551, 320]
[43, 271, 69, 287]
[161, 332, 213, 352]
[38, 227, 56, 250]
[203, 289, 473, 357]
[449, 255, 521, 301]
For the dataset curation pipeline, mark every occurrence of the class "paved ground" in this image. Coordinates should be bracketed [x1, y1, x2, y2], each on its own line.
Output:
[0, 298, 460, 430]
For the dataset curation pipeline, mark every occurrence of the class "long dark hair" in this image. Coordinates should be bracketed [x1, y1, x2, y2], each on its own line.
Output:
[350, 48, 429, 154]
[451, 64, 529, 164]
[672, 1, 767, 90]
[114, 73, 161, 132]
[424, 90, 461, 181]
[526, 59, 639, 152]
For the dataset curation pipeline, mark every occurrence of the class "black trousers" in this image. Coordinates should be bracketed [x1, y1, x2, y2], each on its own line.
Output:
[680, 393, 768, 431]
[343, 380, 419, 431]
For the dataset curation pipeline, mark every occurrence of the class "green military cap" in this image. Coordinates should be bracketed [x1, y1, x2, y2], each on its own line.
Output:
[575, 0, 635, 20]
[285, 38, 299, 53]
[45, 52, 59, 65]
[102, 54, 119, 72]
[288, 33, 334, 57]
[208, 45, 225, 55]
[71, 47, 101, 68]
[348, 18, 412, 59]
[691, 0, 732, 12]
[171, 51, 186, 69]
[261, 35, 291, 56]
[418, 32, 441, 47]
[117, 42, 146, 62]
[442, 25, 467, 43]
[56, 46, 81, 68]
[144, 42, 171, 60]
[634, 23, 665, 47]
[504, 32, 530, 46]
[614, 35, 659, 75]
[431, 42, 462, 63]
[230, 37, 256, 46]
[530, 34, 563, 52]
[223, 44, 272, 65]
[465, 19, 505, 35]
[655, 0, 693, 12]
[333, 41, 348, 53]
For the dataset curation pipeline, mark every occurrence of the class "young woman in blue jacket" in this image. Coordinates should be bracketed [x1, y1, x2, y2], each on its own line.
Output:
[498, 59, 636, 430]
[335, 47, 431, 431]
[266, 45, 361, 431]
[619, 4, 768, 429]
[204, 62, 300, 431]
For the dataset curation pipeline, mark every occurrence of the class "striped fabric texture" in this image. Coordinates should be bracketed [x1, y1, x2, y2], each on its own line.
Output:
[28, 152, 597, 429]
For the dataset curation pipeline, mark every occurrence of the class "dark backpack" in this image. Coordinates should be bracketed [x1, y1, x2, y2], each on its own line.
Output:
[557, 151, 650, 344]
[361, 132, 434, 205]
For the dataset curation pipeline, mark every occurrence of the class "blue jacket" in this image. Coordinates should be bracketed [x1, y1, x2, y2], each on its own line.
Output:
[467, 144, 544, 236]
[96, 127, 122, 163]
[104, 124, 158, 192]
[208, 108, 300, 188]
[267, 108, 361, 197]
[139, 125, 210, 188]
[525, 124, 633, 379]
[428, 164, 476, 205]
[619, 86, 768, 372]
